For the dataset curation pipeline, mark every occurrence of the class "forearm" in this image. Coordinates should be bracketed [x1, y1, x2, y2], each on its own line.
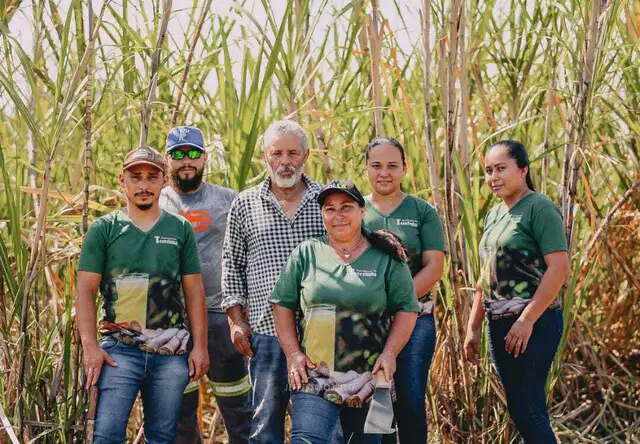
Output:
[185, 285, 208, 350]
[520, 265, 568, 323]
[273, 305, 301, 357]
[76, 290, 99, 349]
[467, 285, 485, 332]
[413, 266, 441, 298]
[413, 252, 444, 297]
[383, 311, 418, 357]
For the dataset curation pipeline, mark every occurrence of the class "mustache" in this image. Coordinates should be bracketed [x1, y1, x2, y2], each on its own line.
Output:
[276, 165, 297, 174]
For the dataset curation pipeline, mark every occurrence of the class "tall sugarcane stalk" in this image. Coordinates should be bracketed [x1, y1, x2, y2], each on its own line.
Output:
[171, 0, 213, 127]
[369, 0, 383, 134]
[139, 0, 173, 148]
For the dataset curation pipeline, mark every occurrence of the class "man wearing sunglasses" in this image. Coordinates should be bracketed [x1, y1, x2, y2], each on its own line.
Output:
[161, 126, 252, 444]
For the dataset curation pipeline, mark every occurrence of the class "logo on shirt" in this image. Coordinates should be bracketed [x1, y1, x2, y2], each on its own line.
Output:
[353, 269, 377, 278]
[180, 210, 212, 232]
[154, 236, 178, 246]
[396, 218, 418, 227]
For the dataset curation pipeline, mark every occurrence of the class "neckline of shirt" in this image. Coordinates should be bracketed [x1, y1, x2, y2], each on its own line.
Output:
[118, 209, 167, 235]
[365, 193, 410, 218]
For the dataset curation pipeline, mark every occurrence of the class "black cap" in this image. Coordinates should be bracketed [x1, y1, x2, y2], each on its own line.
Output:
[317, 180, 365, 207]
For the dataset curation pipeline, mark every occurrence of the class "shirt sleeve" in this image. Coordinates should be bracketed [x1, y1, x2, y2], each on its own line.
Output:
[78, 218, 108, 274]
[532, 203, 568, 255]
[221, 197, 249, 310]
[419, 203, 446, 252]
[269, 246, 303, 311]
[180, 220, 202, 275]
[386, 258, 421, 314]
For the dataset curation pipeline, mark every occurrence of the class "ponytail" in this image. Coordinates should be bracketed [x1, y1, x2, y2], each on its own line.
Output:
[490, 139, 536, 192]
[361, 228, 409, 262]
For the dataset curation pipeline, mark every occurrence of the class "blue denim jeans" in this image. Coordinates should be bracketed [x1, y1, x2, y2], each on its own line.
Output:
[176, 312, 252, 444]
[93, 336, 190, 444]
[290, 392, 382, 444]
[248, 333, 290, 444]
[390, 313, 436, 444]
[489, 307, 563, 444]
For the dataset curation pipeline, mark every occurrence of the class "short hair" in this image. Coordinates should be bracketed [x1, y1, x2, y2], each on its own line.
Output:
[262, 120, 308, 153]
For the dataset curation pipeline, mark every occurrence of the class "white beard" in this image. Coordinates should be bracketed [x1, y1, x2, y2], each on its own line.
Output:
[268, 165, 303, 189]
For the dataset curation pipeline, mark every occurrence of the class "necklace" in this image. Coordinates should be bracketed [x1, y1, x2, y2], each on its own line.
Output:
[329, 235, 364, 259]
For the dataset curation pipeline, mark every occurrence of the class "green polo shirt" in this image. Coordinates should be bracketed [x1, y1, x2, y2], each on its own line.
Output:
[78, 210, 201, 339]
[479, 192, 567, 302]
[270, 236, 420, 374]
[364, 195, 446, 299]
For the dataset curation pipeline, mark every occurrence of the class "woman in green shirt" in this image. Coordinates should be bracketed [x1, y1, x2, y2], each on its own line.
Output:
[363, 136, 445, 443]
[270, 180, 420, 444]
[464, 140, 570, 443]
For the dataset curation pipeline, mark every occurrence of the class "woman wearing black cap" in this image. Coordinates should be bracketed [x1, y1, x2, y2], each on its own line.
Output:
[270, 180, 420, 444]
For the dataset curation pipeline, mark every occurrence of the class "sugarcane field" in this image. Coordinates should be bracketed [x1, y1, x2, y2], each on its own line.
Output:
[0, 0, 639, 443]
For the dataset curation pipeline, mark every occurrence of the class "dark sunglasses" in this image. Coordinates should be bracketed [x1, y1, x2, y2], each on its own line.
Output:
[169, 149, 203, 160]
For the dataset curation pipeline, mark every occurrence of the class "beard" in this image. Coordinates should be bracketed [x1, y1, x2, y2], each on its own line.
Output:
[268, 164, 303, 189]
[172, 167, 204, 192]
[136, 202, 153, 211]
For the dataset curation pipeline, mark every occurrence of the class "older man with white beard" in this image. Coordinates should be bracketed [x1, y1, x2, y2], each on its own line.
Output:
[221, 120, 325, 443]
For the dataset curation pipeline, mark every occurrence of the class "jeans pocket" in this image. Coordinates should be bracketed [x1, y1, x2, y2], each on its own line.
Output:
[99, 336, 120, 352]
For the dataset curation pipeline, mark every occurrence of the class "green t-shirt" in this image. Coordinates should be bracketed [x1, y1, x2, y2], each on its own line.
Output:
[479, 192, 567, 302]
[270, 236, 420, 374]
[78, 210, 201, 336]
[364, 195, 446, 298]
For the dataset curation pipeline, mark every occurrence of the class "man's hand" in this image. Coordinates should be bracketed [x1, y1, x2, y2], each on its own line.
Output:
[188, 346, 209, 380]
[83, 342, 118, 389]
[227, 305, 253, 357]
[464, 326, 482, 365]
[286, 351, 315, 391]
[230, 319, 253, 357]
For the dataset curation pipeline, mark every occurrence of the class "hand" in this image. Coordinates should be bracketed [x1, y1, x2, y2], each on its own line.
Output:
[287, 351, 315, 391]
[464, 327, 481, 365]
[505, 316, 534, 357]
[188, 345, 209, 380]
[372, 351, 396, 382]
[229, 320, 253, 357]
[83, 342, 118, 389]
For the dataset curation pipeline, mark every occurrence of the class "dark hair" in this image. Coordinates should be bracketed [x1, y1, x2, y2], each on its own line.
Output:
[365, 136, 406, 166]
[489, 140, 536, 191]
[361, 228, 409, 262]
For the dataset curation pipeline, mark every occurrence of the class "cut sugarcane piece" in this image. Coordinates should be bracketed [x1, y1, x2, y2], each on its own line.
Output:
[324, 372, 372, 405]
[159, 330, 189, 355]
[177, 331, 190, 355]
[332, 370, 359, 385]
[346, 380, 375, 408]
[140, 328, 179, 353]
[300, 376, 334, 396]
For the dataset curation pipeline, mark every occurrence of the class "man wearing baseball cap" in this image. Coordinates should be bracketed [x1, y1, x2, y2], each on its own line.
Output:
[160, 127, 252, 444]
[76, 146, 209, 443]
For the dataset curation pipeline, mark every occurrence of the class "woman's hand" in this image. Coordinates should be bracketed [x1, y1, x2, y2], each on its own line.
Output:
[505, 316, 534, 357]
[372, 351, 396, 382]
[286, 351, 316, 391]
[464, 327, 481, 365]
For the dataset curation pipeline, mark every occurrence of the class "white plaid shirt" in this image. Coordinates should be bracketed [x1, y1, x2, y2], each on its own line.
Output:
[221, 175, 325, 336]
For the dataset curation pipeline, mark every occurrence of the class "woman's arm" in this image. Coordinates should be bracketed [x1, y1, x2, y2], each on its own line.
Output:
[373, 311, 418, 381]
[273, 304, 315, 390]
[505, 250, 570, 357]
[464, 280, 486, 365]
[413, 250, 445, 297]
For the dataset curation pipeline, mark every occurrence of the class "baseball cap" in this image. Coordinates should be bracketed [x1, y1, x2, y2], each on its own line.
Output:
[317, 180, 366, 207]
[166, 126, 205, 153]
[123, 147, 166, 172]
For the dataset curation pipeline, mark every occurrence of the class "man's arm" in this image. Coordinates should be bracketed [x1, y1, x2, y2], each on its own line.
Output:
[221, 197, 253, 356]
[182, 273, 209, 380]
[76, 271, 117, 388]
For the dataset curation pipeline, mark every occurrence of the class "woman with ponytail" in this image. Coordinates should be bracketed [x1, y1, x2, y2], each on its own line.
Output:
[464, 140, 570, 443]
[270, 180, 420, 444]
[364, 136, 446, 444]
